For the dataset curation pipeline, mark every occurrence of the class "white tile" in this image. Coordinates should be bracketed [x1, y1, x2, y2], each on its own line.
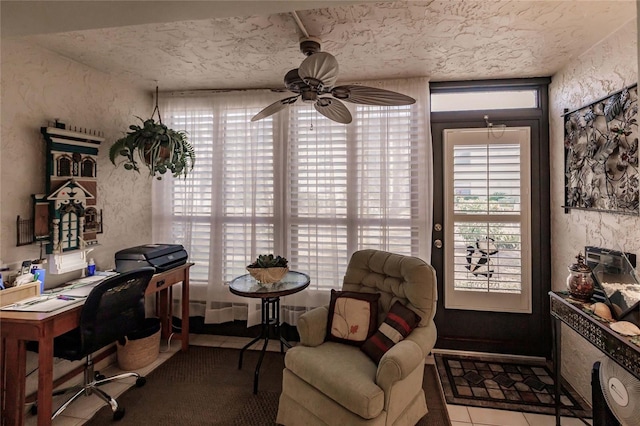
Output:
[26, 413, 86, 426]
[523, 412, 556, 426]
[189, 334, 227, 347]
[221, 336, 255, 349]
[447, 404, 471, 423]
[466, 406, 529, 426]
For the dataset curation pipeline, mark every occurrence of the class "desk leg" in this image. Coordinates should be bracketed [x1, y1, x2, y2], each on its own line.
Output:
[181, 275, 189, 352]
[37, 328, 54, 426]
[1, 337, 5, 424]
[158, 288, 170, 341]
[552, 315, 562, 426]
[3, 338, 26, 426]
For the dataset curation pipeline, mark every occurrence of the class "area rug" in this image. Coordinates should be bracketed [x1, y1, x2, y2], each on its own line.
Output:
[86, 346, 450, 425]
[435, 353, 592, 419]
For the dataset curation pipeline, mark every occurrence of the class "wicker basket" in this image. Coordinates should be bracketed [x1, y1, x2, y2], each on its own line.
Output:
[116, 318, 161, 371]
[246, 267, 289, 285]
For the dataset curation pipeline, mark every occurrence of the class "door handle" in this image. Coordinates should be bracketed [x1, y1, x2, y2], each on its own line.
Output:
[434, 239, 443, 249]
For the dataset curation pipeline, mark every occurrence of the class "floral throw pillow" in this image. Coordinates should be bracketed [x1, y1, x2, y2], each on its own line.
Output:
[326, 290, 380, 346]
[361, 301, 422, 364]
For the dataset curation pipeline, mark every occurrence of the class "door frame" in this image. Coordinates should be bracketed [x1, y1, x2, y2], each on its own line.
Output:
[430, 78, 551, 357]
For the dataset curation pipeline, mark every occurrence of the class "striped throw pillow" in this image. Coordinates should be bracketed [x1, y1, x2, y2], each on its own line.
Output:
[360, 301, 422, 364]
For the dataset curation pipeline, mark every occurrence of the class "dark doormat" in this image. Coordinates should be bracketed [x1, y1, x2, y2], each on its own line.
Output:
[435, 353, 592, 419]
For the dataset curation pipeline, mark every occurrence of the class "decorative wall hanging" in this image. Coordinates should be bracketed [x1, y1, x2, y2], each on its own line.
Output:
[32, 123, 104, 254]
[564, 84, 638, 215]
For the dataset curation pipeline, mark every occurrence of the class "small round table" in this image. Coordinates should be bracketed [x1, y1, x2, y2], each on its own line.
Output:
[229, 271, 310, 394]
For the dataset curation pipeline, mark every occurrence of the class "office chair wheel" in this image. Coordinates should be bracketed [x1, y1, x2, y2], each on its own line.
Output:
[30, 403, 37, 415]
[113, 407, 125, 421]
[95, 373, 106, 381]
[136, 377, 146, 387]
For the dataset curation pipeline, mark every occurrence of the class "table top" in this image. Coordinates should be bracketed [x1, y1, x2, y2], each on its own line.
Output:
[229, 271, 310, 298]
[549, 291, 640, 380]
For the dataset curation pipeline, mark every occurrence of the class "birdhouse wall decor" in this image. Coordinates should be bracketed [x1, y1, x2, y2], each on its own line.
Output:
[34, 125, 104, 255]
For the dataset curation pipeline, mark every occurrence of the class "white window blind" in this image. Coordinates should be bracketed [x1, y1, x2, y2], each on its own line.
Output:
[154, 80, 432, 316]
[444, 128, 531, 313]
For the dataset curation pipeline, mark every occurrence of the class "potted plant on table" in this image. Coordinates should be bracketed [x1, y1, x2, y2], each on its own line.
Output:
[109, 87, 195, 180]
[247, 254, 289, 285]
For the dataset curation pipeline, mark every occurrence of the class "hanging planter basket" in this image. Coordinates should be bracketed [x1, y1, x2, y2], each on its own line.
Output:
[109, 87, 195, 180]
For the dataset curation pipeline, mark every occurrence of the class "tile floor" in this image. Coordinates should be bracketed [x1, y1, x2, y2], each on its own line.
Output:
[27, 334, 593, 426]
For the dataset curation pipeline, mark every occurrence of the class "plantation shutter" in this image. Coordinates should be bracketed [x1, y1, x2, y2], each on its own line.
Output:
[443, 127, 532, 313]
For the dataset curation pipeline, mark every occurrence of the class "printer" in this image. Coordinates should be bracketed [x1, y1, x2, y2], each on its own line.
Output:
[115, 244, 188, 273]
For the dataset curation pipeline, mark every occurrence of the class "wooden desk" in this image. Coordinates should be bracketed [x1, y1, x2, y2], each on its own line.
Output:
[549, 291, 640, 426]
[0, 263, 192, 426]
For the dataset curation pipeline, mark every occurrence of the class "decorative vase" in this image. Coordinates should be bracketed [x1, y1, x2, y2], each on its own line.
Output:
[247, 267, 289, 285]
[566, 253, 594, 301]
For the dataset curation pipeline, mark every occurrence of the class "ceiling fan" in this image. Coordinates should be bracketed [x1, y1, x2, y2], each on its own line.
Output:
[251, 14, 416, 125]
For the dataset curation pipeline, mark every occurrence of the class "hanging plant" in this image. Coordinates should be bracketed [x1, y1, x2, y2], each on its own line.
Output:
[109, 87, 195, 180]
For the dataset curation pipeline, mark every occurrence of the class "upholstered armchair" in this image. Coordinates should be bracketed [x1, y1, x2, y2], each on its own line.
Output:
[277, 249, 438, 426]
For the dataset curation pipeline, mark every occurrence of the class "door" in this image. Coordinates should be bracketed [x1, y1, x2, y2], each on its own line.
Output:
[432, 118, 550, 357]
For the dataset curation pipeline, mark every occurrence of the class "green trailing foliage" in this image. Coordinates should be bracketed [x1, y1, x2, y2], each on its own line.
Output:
[248, 254, 288, 268]
[109, 117, 195, 180]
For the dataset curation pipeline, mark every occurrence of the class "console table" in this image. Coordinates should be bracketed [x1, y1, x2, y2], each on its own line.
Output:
[549, 291, 640, 426]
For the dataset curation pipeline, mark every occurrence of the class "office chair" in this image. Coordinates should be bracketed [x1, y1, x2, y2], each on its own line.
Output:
[31, 267, 156, 421]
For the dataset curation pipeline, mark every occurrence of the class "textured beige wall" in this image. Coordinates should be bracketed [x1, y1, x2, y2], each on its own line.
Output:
[549, 18, 639, 403]
[0, 39, 153, 287]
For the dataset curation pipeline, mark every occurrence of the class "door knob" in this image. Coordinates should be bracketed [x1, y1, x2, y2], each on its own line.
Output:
[434, 239, 443, 249]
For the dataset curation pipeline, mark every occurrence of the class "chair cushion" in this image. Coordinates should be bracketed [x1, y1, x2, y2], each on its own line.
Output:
[326, 290, 380, 346]
[284, 342, 384, 419]
[360, 301, 421, 364]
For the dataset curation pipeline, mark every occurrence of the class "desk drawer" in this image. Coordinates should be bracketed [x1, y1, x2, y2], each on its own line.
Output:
[147, 268, 184, 294]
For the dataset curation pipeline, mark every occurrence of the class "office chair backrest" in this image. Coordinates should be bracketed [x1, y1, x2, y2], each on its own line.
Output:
[79, 267, 155, 355]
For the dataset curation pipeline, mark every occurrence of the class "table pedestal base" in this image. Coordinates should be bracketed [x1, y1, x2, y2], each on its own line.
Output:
[238, 297, 290, 394]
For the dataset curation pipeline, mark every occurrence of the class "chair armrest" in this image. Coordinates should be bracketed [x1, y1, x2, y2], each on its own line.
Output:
[297, 305, 329, 347]
[375, 339, 424, 391]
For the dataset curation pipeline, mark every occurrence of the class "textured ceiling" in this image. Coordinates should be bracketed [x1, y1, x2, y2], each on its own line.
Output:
[10, 0, 638, 91]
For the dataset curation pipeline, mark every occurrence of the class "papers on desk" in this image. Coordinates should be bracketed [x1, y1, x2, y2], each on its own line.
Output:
[1, 275, 112, 312]
[59, 275, 108, 297]
[0, 294, 84, 312]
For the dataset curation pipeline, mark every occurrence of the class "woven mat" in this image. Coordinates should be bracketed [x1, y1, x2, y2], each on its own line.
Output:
[435, 353, 592, 419]
[85, 346, 450, 425]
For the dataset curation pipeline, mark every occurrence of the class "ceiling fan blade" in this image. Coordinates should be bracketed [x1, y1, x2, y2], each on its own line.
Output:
[251, 96, 299, 122]
[298, 52, 339, 90]
[331, 85, 416, 106]
[314, 97, 352, 124]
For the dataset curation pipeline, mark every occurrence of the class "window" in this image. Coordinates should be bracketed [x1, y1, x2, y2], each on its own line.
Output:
[431, 90, 538, 112]
[443, 127, 531, 313]
[57, 156, 71, 176]
[157, 85, 431, 298]
[81, 158, 95, 177]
